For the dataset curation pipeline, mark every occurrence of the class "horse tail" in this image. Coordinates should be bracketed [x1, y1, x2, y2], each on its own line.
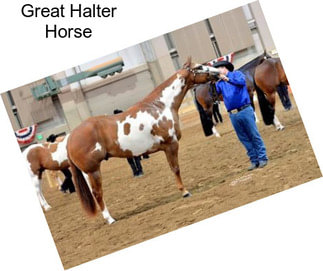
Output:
[254, 78, 275, 125]
[69, 159, 97, 217]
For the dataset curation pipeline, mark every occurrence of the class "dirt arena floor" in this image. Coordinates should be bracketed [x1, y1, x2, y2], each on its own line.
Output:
[42, 95, 321, 269]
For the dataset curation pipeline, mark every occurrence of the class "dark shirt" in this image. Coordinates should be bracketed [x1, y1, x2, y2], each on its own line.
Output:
[216, 70, 251, 111]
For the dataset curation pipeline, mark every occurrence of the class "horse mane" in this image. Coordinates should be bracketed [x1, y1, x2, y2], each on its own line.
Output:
[142, 73, 179, 101]
[238, 51, 269, 72]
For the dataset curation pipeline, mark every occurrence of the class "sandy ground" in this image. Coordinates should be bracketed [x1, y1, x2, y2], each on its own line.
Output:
[42, 95, 321, 269]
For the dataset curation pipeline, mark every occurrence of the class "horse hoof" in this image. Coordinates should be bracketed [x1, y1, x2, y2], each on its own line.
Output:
[183, 192, 192, 198]
[44, 206, 52, 211]
[107, 218, 116, 225]
[215, 134, 221, 138]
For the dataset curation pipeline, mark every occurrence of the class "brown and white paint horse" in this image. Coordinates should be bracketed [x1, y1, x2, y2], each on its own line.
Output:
[23, 135, 73, 211]
[67, 57, 220, 224]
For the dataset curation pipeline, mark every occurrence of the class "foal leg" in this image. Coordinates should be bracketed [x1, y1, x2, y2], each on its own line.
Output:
[164, 142, 191, 198]
[87, 170, 115, 224]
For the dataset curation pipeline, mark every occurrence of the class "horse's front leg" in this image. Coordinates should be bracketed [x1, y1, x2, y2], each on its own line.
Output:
[164, 141, 191, 198]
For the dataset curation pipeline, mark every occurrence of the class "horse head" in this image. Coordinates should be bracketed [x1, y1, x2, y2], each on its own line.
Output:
[182, 56, 220, 85]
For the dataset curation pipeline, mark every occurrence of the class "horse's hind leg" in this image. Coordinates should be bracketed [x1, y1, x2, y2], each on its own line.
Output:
[250, 89, 260, 123]
[164, 142, 191, 198]
[207, 108, 221, 137]
[273, 115, 284, 131]
[268, 93, 284, 130]
[60, 168, 75, 193]
[31, 173, 51, 211]
[87, 170, 115, 224]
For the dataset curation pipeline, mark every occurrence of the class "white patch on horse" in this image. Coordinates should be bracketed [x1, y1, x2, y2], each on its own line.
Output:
[51, 134, 69, 166]
[82, 172, 93, 192]
[212, 127, 221, 137]
[116, 76, 185, 155]
[92, 142, 102, 153]
[273, 114, 284, 130]
[22, 143, 42, 172]
[102, 206, 115, 224]
[22, 144, 52, 210]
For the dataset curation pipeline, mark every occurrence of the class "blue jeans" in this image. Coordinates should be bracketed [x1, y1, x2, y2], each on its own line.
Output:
[229, 105, 268, 164]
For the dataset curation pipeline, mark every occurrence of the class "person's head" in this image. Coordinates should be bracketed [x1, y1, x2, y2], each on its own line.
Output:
[217, 66, 229, 75]
[46, 134, 57, 143]
[212, 61, 234, 75]
[113, 109, 123, 115]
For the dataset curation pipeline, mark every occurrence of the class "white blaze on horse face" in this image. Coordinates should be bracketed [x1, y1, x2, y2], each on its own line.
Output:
[51, 134, 69, 166]
[200, 65, 220, 74]
[116, 76, 185, 156]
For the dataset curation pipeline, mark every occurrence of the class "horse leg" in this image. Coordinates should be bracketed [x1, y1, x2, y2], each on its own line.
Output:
[267, 93, 284, 130]
[207, 108, 221, 137]
[250, 89, 260, 123]
[31, 172, 51, 211]
[87, 170, 115, 224]
[251, 100, 260, 123]
[273, 115, 285, 131]
[60, 168, 75, 193]
[164, 142, 191, 197]
[212, 104, 219, 123]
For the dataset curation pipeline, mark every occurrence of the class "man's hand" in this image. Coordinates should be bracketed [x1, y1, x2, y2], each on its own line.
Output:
[219, 74, 229, 81]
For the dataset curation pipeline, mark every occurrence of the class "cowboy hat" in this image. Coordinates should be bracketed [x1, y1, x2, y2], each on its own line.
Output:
[212, 60, 234, 72]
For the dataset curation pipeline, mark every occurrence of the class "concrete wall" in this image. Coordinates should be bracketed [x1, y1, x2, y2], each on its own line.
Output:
[1, 1, 275, 145]
[249, 1, 275, 51]
[171, 21, 216, 64]
[84, 64, 155, 116]
[209, 7, 255, 55]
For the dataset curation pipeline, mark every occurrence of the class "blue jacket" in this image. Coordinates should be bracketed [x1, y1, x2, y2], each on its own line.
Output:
[216, 70, 251, 112]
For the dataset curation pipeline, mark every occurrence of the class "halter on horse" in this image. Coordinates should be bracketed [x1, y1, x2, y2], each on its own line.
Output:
[254, 57, 289, 130]
[67, 57, 220, 224]
[23, 135, 75, 211]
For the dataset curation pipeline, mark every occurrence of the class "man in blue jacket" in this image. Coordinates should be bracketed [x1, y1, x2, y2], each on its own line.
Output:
[213, 60, 268, 170]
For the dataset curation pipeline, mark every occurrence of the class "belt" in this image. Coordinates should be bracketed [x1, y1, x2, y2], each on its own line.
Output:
[228, 104, 250, 114]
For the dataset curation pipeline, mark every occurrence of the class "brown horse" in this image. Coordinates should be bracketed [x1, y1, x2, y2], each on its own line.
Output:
[194, 51, 272, 136]
[254, 57, 289, 130]
[67, 57, 220, 224]
[193, 82, 221, 137]
[22, 135, 75, 211]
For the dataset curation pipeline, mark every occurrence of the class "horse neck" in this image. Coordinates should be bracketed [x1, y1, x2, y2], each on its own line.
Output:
[239, 54, 265, 75]
[146, 71, 190, 112]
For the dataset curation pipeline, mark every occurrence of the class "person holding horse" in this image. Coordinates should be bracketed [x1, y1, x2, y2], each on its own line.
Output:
[213, 60, 268, 171]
